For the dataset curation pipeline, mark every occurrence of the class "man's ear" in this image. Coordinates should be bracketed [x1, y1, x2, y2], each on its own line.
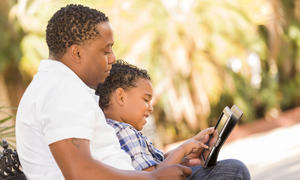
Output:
[114, 88, 126, 106]
[68, 44, 81, 63]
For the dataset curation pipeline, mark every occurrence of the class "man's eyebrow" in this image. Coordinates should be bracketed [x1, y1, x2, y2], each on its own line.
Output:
[145, 93, 152, 98]
[107, 42, 114, 47]
[103, 42, 114, 48]
[100, 42, 114, 50]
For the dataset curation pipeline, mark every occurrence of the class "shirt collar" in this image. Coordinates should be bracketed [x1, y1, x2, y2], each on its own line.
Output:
[38, 59, 96, 94]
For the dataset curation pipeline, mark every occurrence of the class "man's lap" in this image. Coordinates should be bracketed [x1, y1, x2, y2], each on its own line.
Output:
[187, 159, 251, 180]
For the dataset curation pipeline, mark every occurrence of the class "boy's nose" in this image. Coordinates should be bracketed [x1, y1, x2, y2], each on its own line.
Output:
[149, 104, 153, 113]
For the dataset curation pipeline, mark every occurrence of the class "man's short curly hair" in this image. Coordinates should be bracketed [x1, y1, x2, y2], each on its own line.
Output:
[95, 60, 151, 110]
[46, 4, 109, 59]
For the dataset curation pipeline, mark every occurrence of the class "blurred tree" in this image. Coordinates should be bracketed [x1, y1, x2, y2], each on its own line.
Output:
[0, 0, 24, 115]
[3, 0, 300, 145]
[0, 106, 16, 147]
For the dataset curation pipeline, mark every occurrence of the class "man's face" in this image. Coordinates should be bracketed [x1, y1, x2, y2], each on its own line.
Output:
[79, 22, 115, 89]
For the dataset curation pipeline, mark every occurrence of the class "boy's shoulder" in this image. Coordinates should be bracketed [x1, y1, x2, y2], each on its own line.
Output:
[106, 118, 135, 132]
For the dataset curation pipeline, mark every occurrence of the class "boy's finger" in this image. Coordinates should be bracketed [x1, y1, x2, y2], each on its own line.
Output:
[198, 142, 209, 149]
[206, 127, 215, 134]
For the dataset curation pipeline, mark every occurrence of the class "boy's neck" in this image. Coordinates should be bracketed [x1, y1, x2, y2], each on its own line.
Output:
[104, 108, 123, 123]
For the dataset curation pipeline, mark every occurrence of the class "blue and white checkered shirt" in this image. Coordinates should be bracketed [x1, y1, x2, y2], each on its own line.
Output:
[106, 119, 165, 170]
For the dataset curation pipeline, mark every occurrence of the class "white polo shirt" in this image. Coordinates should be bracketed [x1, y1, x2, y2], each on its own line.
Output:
[16, 60, 134, 180]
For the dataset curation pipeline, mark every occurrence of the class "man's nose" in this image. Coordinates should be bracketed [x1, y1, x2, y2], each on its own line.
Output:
[149, 104, 153, 113]
[108, 52, 116, 64]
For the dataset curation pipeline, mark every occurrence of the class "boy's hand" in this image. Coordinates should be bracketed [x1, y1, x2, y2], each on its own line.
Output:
[181, 127, 218, 166]
[160, 127, 217, 168]
[193, 127, 215, 143]
[180, 138, 209, 156]
[200, 130, 218, 163]
[179, 138, 209, 167]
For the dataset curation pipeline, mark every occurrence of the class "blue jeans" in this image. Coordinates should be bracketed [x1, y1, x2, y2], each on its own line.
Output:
[187, 159, 251, 180]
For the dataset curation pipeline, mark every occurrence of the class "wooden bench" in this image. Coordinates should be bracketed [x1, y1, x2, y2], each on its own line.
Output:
[0, 139, 26, 180]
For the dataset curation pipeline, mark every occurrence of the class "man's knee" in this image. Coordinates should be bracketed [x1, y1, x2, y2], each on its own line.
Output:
[216, 159, 251, 180]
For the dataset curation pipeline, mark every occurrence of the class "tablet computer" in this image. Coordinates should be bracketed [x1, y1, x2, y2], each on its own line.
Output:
[201, 105, 243, 168]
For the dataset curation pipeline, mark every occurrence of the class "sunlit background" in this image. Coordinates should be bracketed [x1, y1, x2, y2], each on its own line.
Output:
[1, 0, 300, 179]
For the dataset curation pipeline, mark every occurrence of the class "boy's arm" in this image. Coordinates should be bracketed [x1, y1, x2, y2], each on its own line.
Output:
[114, 125, 165, 171]
[156, 139, 208, 169]
[49, 138, 192, 180]
[160, 127, 215, 168]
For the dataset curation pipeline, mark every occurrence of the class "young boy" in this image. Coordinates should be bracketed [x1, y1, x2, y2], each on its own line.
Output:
[96, 60, 251, 179]
[95, 60, 217, 171]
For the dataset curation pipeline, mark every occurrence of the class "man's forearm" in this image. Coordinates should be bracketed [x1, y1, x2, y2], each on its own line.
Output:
[77, 159, 153, 180]
[49, 138, 153, 180]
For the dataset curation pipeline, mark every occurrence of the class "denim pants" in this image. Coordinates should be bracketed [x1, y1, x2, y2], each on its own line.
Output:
[187, 159, 251, 180]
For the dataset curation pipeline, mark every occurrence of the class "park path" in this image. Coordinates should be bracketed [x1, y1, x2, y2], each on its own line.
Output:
[219, 117, 300, 179]
[162, 107, 300, 179]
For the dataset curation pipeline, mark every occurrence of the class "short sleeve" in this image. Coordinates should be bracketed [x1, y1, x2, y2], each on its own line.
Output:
[115, 126, 160, 170]
[39, 78, 99, 145]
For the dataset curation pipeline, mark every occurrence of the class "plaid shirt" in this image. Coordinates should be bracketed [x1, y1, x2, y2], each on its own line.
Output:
[106, 119, 164, 170]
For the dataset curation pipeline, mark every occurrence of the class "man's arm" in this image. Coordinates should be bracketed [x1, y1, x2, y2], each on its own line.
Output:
[49, 138, 191, 180]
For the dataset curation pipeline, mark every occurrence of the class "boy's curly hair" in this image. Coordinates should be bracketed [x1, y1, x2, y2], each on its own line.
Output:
[46, 4, 109, 59]
[95, 60, 151, 110]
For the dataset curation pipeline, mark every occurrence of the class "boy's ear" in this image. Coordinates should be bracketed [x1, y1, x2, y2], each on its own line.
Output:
[115, 88, 126, 106]
[69, 44, 81, 63]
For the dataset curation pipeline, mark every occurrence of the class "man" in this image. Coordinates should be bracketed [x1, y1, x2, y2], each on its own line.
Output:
[16, 4, 250, 180]
[16, 4, 190, 180]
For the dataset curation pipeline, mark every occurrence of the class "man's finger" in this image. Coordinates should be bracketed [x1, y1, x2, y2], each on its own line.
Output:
[152, 164, 192, 180]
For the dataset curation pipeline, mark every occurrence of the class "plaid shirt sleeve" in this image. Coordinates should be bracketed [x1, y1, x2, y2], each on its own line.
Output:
[107, 119, 164, 170]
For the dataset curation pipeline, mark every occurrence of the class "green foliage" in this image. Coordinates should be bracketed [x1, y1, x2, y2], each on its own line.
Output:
[1, 0, 300, 145]
[0, 0, 23, 72]
[0, 107, 16, 148]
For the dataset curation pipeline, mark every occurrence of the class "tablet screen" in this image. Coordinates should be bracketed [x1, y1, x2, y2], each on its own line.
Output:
[216, 112, 230, 134]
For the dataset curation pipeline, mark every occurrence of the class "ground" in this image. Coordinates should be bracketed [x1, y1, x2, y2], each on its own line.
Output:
[220, 107, 300, 180]
[165, 107, 300, 180]
[227, 107, 300, 143]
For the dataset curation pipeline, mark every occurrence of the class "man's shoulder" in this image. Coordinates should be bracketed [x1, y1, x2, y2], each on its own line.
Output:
[35, 59, 89, 92]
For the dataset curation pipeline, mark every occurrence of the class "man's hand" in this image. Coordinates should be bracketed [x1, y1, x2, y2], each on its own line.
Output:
[151, 164, 192, 180]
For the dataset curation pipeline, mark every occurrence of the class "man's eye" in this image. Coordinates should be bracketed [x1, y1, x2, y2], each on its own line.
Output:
[144, 99, 149, 102]
[104, 52, 111, 55]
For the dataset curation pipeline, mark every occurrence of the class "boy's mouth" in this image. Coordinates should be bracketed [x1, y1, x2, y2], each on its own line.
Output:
[144, 114, 150, 119]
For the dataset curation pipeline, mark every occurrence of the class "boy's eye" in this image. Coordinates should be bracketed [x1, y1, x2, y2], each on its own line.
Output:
[144, 98, 149, 102]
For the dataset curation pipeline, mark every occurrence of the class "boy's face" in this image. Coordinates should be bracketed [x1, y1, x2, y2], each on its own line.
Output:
[121, 78, 153, 131]
[78, 22, 115, 89]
